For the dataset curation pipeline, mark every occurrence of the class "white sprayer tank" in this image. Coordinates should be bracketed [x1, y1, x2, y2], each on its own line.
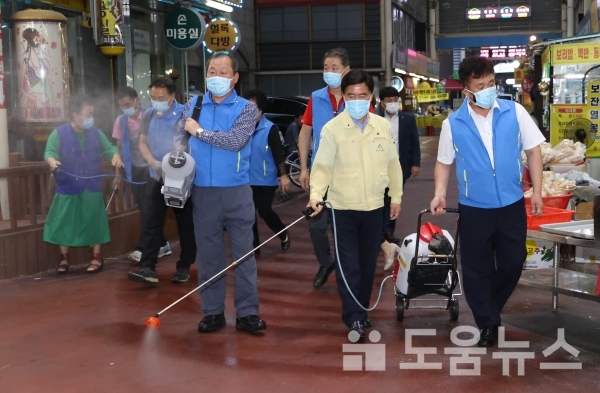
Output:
[392, 227, 454, 295]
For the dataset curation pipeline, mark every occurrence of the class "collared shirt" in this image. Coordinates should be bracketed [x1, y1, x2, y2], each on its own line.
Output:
[383, 111, 400, 154]
[352, 113, 370, 132]
[112, 108, 143, 140]
[174, 93, 258, 151]
[437, 99, 545, 169]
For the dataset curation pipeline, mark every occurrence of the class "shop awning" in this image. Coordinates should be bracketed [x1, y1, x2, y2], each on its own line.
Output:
[442, 79, 463, 91]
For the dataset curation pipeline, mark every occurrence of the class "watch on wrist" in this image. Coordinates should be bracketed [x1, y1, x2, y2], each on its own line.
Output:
[196, 128, 203, 138]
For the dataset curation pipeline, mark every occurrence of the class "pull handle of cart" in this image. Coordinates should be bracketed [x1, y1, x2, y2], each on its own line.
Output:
[413, 208, 460, 261]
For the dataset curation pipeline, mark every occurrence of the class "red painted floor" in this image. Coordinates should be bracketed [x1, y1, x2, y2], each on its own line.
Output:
[1, 138, 599, 392]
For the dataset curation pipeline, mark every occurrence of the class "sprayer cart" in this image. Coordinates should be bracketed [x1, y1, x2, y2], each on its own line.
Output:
[394, 208, 463, 322]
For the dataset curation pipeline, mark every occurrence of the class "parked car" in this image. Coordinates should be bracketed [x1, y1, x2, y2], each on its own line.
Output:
[264, 96, 308, 136]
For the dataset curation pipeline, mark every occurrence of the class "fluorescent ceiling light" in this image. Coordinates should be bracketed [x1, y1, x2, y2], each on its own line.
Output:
[429, 78, 440, 82]
[205, 0, 233, 12]
[506, 78, 515, 84]
[395, 68, 407, 74]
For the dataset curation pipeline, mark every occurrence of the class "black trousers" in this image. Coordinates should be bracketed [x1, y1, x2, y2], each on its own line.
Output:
[330, 208, 384, 327]
[459, 198, 527, 329]
[251, 185, 287, 248]
[130, 165, 167, 251]
[382, 176, 408, 240]
[139, 179, 196, 270]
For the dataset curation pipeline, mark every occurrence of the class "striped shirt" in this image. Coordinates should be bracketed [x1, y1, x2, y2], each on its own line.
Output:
[175, 96, 258, 152]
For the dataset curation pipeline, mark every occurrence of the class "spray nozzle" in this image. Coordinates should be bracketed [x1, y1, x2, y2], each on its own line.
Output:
[302, 201, 326, 219]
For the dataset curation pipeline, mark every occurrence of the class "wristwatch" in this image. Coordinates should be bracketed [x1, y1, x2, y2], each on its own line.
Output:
[195, 127, 203, 138]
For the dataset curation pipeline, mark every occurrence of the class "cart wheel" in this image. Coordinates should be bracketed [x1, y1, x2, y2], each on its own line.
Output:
[396, 296, 405, 322]
[448, 298, 459, 321]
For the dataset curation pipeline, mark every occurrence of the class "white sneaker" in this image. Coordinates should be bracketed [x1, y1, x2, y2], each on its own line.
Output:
[158, 242, 172, 258]
[128, 250, 142, 262]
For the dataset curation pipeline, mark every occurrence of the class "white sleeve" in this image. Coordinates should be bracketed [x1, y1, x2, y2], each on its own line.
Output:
[516, 103, 546, 151]
[437, 118, 455, 165]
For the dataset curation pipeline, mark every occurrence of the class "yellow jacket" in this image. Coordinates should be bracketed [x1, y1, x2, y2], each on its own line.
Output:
[309, 110, 403, 211]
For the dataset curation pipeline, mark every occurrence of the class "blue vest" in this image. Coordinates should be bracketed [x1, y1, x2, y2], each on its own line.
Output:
[54, 123, 103, 195]
[449, 99, 523, 209]
[118, 105, 146, 181]
[249, 116, 279, 186]
[311, 86, 344, 166]
[147, 102, 184, 178]
[188, 91, 251, 187]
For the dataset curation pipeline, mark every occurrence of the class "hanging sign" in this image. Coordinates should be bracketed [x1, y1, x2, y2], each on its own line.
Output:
[551, 42, 600, 65]
[163, 8, 206, 50]
[204, 18, 241, 53]
[466, 6, 531, 20]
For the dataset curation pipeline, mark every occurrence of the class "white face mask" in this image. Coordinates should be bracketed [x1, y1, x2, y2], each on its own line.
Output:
[385, 102, 400, 114]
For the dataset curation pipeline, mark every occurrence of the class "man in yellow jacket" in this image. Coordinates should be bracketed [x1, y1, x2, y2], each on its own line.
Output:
[307, 69, 403, 339]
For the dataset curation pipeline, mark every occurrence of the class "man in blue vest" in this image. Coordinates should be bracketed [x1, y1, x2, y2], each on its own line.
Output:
[127, 78, 197, 285]
[178, 51, 266, 334]
[112, 87, 171, 265]
[430, 56, 545, 347]
[244, 89, 291, 254]
[298, 48, 350, 289]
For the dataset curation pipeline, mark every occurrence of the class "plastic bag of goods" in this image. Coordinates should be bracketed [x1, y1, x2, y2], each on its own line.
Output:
[391, 222, 455, 295]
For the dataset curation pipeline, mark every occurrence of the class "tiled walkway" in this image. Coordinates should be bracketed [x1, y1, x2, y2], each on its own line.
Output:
[1, 138, 599, 392]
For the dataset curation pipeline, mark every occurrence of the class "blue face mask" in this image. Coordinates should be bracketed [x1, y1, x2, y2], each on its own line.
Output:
[122, 106, 137, 117]
[345, 99, 371, 120]
[151, 99, 171, 112]
[81, 117, 94, 129]
[207, 76, 233, 97]
[467, 86, 497, 109]
[323, 72, 342, 89]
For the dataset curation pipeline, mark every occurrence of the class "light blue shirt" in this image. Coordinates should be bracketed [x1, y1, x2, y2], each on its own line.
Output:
[352, 114, 370, 132]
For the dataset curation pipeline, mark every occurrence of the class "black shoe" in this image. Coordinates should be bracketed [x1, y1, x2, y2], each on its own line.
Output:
[128, 267, 158, 284]
[172, 268, 190, 283]
[281, 233, 291, 251]
[477, 325, 498, 347]
[198, 313, 226, 333]
[236, 315, 266, 332]
[383, 232, 401, 244]
[363, 316, 372, 328]
[349, 321, 365, 340]
[313, 265, 334, 288]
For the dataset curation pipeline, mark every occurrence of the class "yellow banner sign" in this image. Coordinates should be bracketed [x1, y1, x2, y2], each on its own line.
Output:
[414, 88, 437, 95]
[416, 93, 449, 103]
[586, 82, 600, 157]
[549, 104, 586, 146]
[551, 42, 600, 65]
[514, 67, 528, 84]
[47, 0, 87, 12]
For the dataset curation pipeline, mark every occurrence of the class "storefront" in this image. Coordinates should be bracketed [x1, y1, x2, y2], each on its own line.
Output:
[0, 0, 240, 160]
[534, 39, 600, 157]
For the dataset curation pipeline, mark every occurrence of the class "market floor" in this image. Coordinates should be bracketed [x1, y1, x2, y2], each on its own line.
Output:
[1, 137, 600, 393]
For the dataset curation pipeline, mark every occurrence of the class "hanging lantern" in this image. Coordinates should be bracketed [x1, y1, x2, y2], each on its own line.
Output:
[99, 0, 125, 56]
